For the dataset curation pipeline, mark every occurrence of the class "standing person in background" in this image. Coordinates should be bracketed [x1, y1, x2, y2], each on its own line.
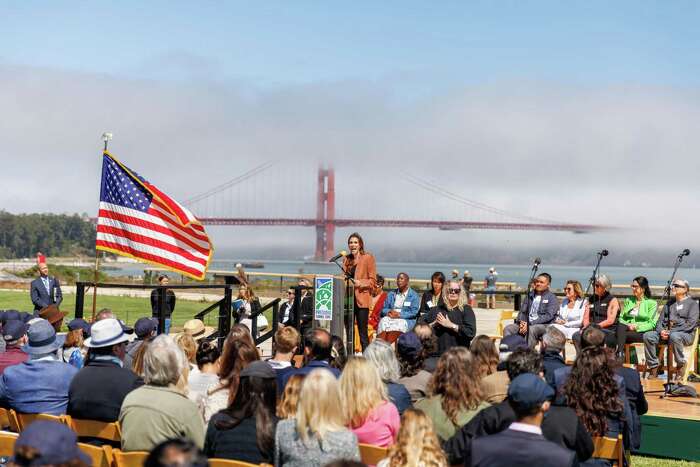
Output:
[30, 263, 63, 312]
[150, 275, 176, 334]
[504, 273, 559, 348]
[462, 270, 473, 294]
[278, 288, 296, 327]
[342, 233, 377, 351]
[617, 276, 658, 355]
[297, 278, 315, 337]
[483, 267, 498, 309]
[644, 279, 699, 379]
[232, 285, 262, 338]
[419, 272, 445, 321]
[378, 272, 420, 342]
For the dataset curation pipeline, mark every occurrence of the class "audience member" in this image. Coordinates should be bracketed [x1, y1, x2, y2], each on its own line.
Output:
[174, 333, 197, 370]
[0, 319, 77, 415]
[368, 274, 388, 342]
[68, 318, 143, 423]
[413, 323, 440, 372]
[541, 326, 567, 387]
[187, 339, 220, 405]
[396, 332, 432, 402]
[377, 408, 448, 467]
[504, 273, 559, 348]
[145, 438, 208, 467]
[419, 272, 446, 320]
[125, 317, 157, 370]
[204, 361, 278, 463]
[201, 329, 259, 424]
[643, 279, 698, 378]
[119, 335, 204, 451]
[471, 335, 509, 403]
[181, 319, 216, 343]
[330, 335, 348, 371]
[421, 279, 477, 353]
[551, 280, 586, 339]
[9, 420, 90, 467]
[268, 326, 300, 391]
[443, 349, 593, 465]
[61, 324, 85, 369]
[471, 374, 578, 467]
[0, 320, 29, 374]
[68, 318, 91, 338]
[416, 347, 489, 441]
[275, 369, 361, 466]
[281, 328, 340, 388]
[341, 357, 400, 447]
[277, 374, 305, 419]
[379, 272, 420, 341]
[363, 339, 412, 414]
[617, 276, 658, 353]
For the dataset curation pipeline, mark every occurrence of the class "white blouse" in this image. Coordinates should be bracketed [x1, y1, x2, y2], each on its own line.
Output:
[557, 298, 586, 328]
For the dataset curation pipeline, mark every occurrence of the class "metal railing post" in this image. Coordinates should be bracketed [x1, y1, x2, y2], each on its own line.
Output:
[218, 285, 232, 350]
[74, 282, 85, 319]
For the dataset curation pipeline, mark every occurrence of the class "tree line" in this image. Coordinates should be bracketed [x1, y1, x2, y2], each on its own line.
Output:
[0, 211, 96, 259]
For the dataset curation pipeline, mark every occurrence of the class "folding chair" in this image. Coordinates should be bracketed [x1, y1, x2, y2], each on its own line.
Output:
[592, 435, 624, 467]
[358, 443, 390, 466]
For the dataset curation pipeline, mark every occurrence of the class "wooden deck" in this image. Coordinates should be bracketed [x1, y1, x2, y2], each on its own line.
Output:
[642, 378, 700, 421]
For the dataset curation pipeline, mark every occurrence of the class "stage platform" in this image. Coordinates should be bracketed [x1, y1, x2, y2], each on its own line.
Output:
[638, 379, 700, 462]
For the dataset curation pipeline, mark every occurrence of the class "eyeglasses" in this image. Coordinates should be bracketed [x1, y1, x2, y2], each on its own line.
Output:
[287, 292, 295, 295]
[630, 284, 640, 289]
[448, 288, 461, 294]
[564, 287, 574, 291]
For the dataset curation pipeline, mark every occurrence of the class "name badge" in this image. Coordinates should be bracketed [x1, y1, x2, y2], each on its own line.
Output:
[601, 304, 608, 307]
[427, 300, 434, 308]
[677, 305, 683, 310]
[543, 300, 549, 304]
[404, 301, 412, 306]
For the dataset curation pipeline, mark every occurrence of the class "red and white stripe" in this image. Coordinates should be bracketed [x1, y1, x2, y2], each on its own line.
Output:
[96, 201, 213, 280]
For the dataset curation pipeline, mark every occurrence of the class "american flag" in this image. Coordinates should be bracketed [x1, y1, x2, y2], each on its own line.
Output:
[96, 152, 213, 280]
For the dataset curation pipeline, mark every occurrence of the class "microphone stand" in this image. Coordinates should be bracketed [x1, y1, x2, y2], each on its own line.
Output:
[524, 260, 540, 347]
[582, 251, 607, 306]
[660, 250, 690, 330]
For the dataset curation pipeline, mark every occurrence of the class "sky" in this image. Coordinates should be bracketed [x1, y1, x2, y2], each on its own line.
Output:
[1, 1, 700, 261]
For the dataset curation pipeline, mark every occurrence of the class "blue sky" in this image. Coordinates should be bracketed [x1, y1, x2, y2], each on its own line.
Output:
[2, 1, 698, 93]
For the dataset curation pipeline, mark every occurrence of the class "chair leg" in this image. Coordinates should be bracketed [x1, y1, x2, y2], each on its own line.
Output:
[667, 345, 675, 381]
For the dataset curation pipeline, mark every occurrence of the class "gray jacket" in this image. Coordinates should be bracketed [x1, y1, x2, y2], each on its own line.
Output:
[518, 290, 559, 325]
[656, 297, 699, 333]
[274, 419, 360, 467]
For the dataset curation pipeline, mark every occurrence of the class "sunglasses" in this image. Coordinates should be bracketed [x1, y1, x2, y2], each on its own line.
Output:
[448, 288, 461, 294]
[672, 284, 687, 289]
[564, 287, 574, 291]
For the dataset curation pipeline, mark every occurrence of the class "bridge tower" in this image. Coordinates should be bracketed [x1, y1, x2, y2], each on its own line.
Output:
[314, 166, 335, 260]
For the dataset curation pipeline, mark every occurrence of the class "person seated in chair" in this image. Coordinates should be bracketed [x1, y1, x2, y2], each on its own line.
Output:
[421, 280, 476, 354]
[378, 272, 420, 341]
[504, 273, 559, 348]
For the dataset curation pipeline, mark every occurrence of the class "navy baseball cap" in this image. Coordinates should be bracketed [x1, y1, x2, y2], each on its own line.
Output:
[134, 317, 158, 338]
[507, 373, 554, 409]
[3, 320, 28, 342]
[499, 334, 528, 353]
[1, 310, 21, 324]
[68, 318, 91, 337]
[13, 420, 90, 465]
[396, 332, 422, 360]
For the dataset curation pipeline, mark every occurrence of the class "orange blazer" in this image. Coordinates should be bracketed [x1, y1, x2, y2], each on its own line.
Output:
[343, 252, 377, 309]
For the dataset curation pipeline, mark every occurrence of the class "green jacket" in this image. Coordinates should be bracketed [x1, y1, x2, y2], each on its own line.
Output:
[619, 297, 658, 332]
[415, 395, 490, 441]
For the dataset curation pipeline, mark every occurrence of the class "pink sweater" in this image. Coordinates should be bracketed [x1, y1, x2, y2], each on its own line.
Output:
[351, 400, 400, 447]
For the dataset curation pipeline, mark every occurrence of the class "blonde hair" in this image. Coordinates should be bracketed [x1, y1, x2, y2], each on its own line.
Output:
[565, 280, 584, 300]
[441, 280, 469, 310]
[386, 408, 448, 467]
[174, 333, 197, 364]
[340, 356, 388, 428]
[277, 374, 305, 419]
[296, 369, 346, 444]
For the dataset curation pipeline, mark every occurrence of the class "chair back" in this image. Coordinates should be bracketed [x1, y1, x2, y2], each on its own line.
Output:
[0, 408, 11, 431]
[592, 435, 623, 466]
[497, 310, 518, 336]
[680, 328, 700, 384]
[208, 459, 260, 467]
[112, 449, 149, 467]
[358, 443, 390, 466]
[0, 432, 18, 458]
[71, 418, 122, 443]
[78, 443, 113, 467]
[14, 412, 72, 431]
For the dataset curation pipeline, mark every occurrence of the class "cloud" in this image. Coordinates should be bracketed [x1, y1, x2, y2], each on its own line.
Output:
[1, 63, 699, 256]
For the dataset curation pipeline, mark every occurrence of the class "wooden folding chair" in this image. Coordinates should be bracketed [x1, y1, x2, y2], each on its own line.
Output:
[358, 443, 390, 466]
[112, 449, 150, 467]
[70, 418, 122, 444]
[592, 435, 624, 467]
[77, 443, 113, 467]
[497, 310, 518, 336]
[0, 408, 11, 431]
[14, 412, 72, 431]
[0, 432, 18, 458]
[208, 459, 260, 467]
[677, 328, 700, 384]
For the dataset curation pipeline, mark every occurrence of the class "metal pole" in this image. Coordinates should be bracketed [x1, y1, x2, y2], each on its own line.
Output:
[90, 253, 100, 321]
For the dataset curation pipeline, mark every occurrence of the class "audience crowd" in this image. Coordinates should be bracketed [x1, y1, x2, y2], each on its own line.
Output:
[0, 267, 697, 467]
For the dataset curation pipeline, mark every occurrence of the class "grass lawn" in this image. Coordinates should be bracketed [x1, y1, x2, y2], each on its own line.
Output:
[0, 289, 225, 330]
[631, 455, 699, 466]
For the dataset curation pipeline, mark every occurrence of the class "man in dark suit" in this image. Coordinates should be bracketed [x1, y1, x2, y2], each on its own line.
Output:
[503, 273, 559, 348]
[444, 349, 592, 465]
[471, 373, 578, 467]
[541, 326, 567, 387]
[298, 278, 314, 335]
[30, 263, 63, 312]
[278, 288, 296, 326]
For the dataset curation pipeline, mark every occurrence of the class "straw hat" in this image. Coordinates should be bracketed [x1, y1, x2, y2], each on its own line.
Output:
[180, 319, 216, 341]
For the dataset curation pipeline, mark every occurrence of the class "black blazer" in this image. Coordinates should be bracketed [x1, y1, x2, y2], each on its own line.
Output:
[150, 289, 176, 318]
[444, 400, 592, 466]
[419, 291, 444, 320]
[616, 366, 648, 450]
[471, 428, 578, 467]
[67, 359, 143, 422]
[298, 294, 314, 328]
[278, 302, 295, 325]
[30, 276, 63, 311]
[420, 304, 476, 354]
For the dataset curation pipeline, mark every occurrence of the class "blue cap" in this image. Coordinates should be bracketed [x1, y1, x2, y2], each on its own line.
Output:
[396, 332, 422, 360]
[134, 317, 158, 338]
[13, 420, 90, 465]
[507, 373, 555, 409]
[499, 334, 528, 353]
[3, 320, 28, 342]
[68, 318, 91, 337]
[1, 310, 21, 324]
[19, 312, 33, 323]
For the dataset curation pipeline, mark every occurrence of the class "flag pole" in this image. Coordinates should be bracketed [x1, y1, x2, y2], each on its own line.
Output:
[92, 132, 112, 321]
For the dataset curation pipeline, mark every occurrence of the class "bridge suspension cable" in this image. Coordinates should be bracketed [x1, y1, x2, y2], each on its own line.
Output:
[183, 161, 275, 206]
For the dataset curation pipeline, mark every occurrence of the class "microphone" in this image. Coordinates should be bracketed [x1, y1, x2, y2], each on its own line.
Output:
[599, 249, 609, 257]
[682, 249, 691, 257]
[533, 257, 541, 266]
[328, 251, 347, 263]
